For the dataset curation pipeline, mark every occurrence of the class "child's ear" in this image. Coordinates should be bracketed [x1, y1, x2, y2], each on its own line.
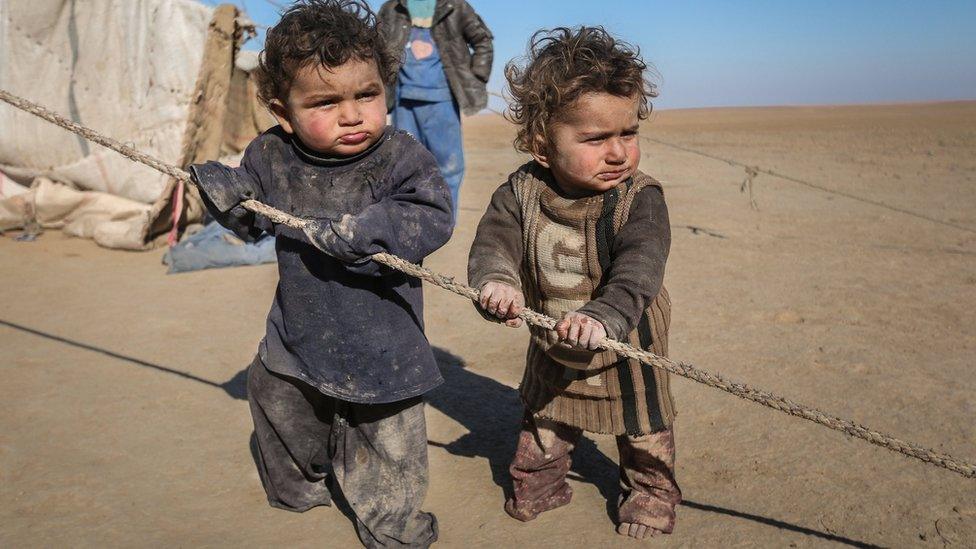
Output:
[531, 151, 550, 169]
[530, 137, 551, 168]
[269, 100, 295, 134]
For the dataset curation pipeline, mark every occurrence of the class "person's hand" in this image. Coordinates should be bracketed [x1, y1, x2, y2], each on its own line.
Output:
[479, 281, 524, 328]
[302, 219, 365, 263]
[555, 311, 607, 351]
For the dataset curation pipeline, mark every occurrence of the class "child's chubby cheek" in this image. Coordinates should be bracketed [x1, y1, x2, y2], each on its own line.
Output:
[574, 150, 618, 181]
[568, 155, 600, 180]
[299, 112, 341, 148]
[625, 141, 641, 166]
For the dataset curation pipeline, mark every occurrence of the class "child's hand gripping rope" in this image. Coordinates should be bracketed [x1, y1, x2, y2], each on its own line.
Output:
[555, 312, 607, 351]
[301, 215, 371, 264]
[476, 281, 607, 349]
[478, 281, 525, 328]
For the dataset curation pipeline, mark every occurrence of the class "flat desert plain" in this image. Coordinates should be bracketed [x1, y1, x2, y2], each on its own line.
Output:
[2, 101, 975, 547]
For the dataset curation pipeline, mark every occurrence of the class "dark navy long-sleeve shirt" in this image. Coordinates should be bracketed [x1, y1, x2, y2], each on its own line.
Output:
[190, 126, 453, 403]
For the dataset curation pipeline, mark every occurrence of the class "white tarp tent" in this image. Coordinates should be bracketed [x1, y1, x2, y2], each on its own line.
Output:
[0, 0, 271, 248]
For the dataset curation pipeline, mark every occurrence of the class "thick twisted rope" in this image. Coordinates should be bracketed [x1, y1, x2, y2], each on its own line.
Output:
[3, 88, 974, 479]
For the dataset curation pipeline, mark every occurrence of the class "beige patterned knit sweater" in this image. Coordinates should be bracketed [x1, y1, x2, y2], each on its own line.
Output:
[468, 161, 675, 435]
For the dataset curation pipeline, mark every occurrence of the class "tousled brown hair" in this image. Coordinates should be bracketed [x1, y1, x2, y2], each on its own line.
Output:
[505, 26, 658, 155]
[256, 0, 397, 105]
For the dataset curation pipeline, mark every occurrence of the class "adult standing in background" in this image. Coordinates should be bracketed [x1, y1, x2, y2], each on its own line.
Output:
[378, 0, 493, 222]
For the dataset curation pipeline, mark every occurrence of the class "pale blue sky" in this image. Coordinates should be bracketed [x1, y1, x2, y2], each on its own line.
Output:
[211, 0, 976, 109]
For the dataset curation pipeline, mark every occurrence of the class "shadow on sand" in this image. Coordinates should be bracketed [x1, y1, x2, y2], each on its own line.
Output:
[0, 318, 247, 400]
[0, 317, 876, 547]
[426, 347, 878, 548]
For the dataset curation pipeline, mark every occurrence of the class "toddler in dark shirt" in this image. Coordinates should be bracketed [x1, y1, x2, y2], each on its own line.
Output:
[189, 2, 451, 547]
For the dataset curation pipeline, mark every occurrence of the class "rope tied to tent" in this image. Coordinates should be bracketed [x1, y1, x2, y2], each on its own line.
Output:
[2, 87, 974, 479]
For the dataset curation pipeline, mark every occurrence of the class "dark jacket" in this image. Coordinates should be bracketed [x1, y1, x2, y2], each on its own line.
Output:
[379, 0, 493, 115]
[189, 126, 454, 404]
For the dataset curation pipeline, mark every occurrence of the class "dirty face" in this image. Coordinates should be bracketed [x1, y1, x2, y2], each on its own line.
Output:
[271, 58, 387, 157]
[534, 92, 642, 197]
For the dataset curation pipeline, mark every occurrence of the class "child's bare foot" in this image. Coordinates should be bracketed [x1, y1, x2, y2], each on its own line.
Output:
[616, 522, 663, 540]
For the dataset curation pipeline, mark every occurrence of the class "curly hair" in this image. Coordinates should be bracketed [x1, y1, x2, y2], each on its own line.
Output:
[256, 0, 398, 106]
[505, 26, 658, 155]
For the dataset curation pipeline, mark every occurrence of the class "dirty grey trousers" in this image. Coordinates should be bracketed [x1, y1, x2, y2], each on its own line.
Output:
[246, 358, 438, 548]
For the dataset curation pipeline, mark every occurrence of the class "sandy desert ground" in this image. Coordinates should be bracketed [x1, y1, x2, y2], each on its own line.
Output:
[2, 101, 975, 547]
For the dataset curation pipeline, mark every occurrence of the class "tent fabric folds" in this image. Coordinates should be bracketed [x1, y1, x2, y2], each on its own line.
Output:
[0, 0, 273, 249]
